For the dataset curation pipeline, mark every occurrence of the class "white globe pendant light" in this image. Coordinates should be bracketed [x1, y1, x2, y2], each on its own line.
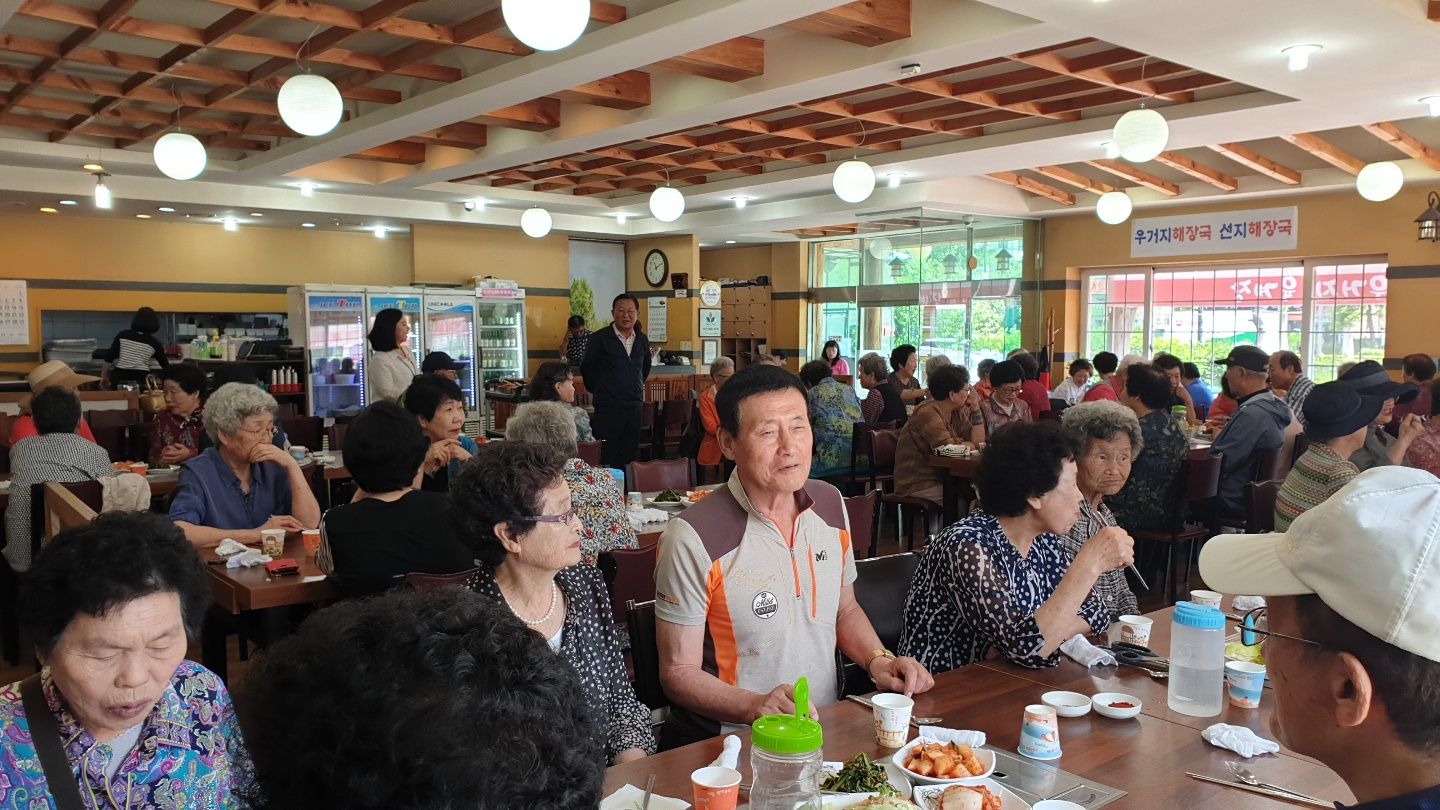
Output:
[503, 0, 590, 52]
[520, 207, 553, 238]
[833, 159, 876, 203]
[649, 186, 685, 223]
[1095, 191, 1133, 225]
[1111, 108, 1169, 163]
[153, 132, 207, 180]
[1356, 161, 1404, 202]
[278, 74, 344, 137]
[868, 236, 893, 260]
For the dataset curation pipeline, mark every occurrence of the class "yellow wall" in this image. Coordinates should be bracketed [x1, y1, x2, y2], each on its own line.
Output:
[627, 235, 699, 356]
[1041, 182, 1440, 374]
[700, 243, 810, 366]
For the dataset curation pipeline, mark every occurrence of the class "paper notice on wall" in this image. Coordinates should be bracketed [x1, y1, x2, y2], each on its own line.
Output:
[0, 281, 29, 345]
[647, 296, 668, 343]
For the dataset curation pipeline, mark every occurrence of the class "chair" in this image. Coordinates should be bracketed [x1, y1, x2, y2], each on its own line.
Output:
[279, 415, 324, 452]
[870, 430, 940, 551]
[629, 458, 694, 493]
[1243, 479, 1284, 534]
[1215, 447, 1284, 532]
[626, 599, 669, 711]
[660, 398, 695, 458]
[604, 546, 657, 625]
[1290, 432, 1310, 468]
[866, 428, 900, 494]
[87, 409, 140, 462]
[838, 551, 920, 698]
[327, 422, 348, 452]
[577, 441, 602, 467]
[1038, 409, 1063, 423]
[636, 400, 659, 461]
[843, 491, 878, 560]
[645, 379, 669, 404]
[829, 421, 895, 495]
[59, 480, 104, 512]
[1133, 454, 1223, 603]
[405, 568, 482, 592]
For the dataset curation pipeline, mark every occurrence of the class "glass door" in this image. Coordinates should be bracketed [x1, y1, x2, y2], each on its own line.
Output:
[303, 292, 366, 418]
[476, 293, 527, 384]
[424, 293, 479, 413]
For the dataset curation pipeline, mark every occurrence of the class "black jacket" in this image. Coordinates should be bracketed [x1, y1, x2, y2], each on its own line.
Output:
[580, 325, 651, 409]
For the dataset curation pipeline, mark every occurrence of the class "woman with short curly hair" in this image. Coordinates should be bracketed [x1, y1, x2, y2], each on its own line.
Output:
[898, 422, 1134, 673]
[451, 442, 655, 766]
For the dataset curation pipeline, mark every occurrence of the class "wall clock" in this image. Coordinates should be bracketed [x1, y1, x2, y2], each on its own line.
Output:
[644, 249, 669, 288]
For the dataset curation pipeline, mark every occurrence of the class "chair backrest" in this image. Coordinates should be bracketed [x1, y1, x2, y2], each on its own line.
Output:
[850, 421, 895, 473]
[625, 599, 669, 710]
[60, 480, 104, 512]
[405, 568, 482, 592]
[491, 399, 517, 430]
[1252, 446, 1283, 483]
[1289, 432, 1310, 468]
[576, 441, 602, 467]
[852, 552, 920, 651]
[1183, 453, 1224, 502]
[640, 400, 658, 428]
[843, 491, 878, 559]
[663, 397, 694, 428]
[574, 391, 593, 410]
[87, 410, 141, 430]
[1038, 409, 1063, 422]
[280, 415, 324, 452]
[327, 423, 348, 452]
[1244, 479, 1284, 533]
[629, 458, 693, 493]
[645, 379, 669, 404]
[606, 547, 658, 625]
[869, 428, 900, 469]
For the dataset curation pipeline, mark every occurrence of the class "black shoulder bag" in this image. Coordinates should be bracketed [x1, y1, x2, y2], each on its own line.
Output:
[20, 674, 87, 810]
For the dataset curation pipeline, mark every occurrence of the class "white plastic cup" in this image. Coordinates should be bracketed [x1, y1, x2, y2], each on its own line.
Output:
[1118, 615, 1153, 646]
[1190, 590, 1223, 609]
[870, 692, 914, 748]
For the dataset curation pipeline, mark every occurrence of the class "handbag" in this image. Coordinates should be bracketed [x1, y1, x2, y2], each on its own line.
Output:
[19, 673, 87, 810]
[139, 374, 166, 415]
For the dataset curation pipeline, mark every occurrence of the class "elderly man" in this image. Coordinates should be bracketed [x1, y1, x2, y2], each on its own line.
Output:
[580, 293, 651, 468]
[1209, 346, 1292, 517]
[1268, 350, 1315, 430]
[655, 365, 934, 748]
[1199, 467, 1440, 810]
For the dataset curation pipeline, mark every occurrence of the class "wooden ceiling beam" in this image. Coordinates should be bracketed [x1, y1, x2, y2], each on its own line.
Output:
[1032, 165, 1118, 195]
[650, 133, 828, 164]
[900, 77, 1080, 121]
[351, 140, 427, 164]
[1363, 122, 1440, 171]
[410, 121, 487, 150]
[1208, 142, 1301, 184]
[1430, 0, 1439, 21]
[984, 171, 1076, 205]
[1008, 47, 1195, 102]
[551, 71, 651, 110]
[2, 0, 145, 115]
[653, 37, 764, 83]
[784, 0, 911, 47]
[1086, 159, 1180, 196]
[1282, 133, 1365, 175]
[469, 99, 561, 132]
[1153, 151, 1239, 191]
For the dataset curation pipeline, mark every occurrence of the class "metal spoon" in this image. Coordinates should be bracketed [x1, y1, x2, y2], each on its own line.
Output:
[1225, 762, 1326, 803]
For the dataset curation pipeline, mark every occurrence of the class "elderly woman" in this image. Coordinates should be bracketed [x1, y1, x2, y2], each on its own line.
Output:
[452, 442, 655, 765]
[1108, 363, 1188, 533]
[9, 361, 100, 444]
[527, 361, 595, 443]
[239, 588, 604, 809]
[858, 351, 906, 426]
[923, 353, 951, 381]
[1338, 360, 1425, 472]
[1058, 402, 1141, 620]
[978, 360, 1032, 431]
[367, 308, 418, 403]
[897, 422, 1134, 673]
[316, 402, 475, 596]
[0, 512, 247, 805]
[169, 382, 321, 548]
[894, 365, 984, 502]
[402, 373, 480, 493]
[698, 356, 735, 474]
[4, 388, 116, 572]
[149, 361, 208, 465]
[505, 401, 637, 566]
[1052, 358, 1093, 406]
[800, 360, 863, 477]
[1276, 383, 1378, 530]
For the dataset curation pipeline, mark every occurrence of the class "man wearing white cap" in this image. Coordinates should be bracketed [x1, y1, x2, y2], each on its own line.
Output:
[1199, 467, 1440, 809]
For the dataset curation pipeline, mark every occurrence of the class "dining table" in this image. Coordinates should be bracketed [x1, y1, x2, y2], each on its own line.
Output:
[603, 598, 1353, 809]
[930, 452, 981, 525]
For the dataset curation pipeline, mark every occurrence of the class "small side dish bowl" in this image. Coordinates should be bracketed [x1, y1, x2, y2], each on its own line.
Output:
[1091, 693, 1142, 719]
[1041, 691, 1092, 718]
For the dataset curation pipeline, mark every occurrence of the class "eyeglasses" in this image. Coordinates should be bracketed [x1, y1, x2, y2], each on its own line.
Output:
[520, 507, 579, 524]
[1228, 607, 1326, 650]
[998, 384, 1023, 395]
[239, 424, 278, 438]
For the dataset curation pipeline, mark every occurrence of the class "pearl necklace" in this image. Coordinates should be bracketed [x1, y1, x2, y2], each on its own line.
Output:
[507, 581, 559, 626]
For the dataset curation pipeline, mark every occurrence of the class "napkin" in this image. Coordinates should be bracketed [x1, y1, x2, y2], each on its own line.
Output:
[1232, 595, 1267, 612]
[1202, 724, 1280, 758]
[935, 445, 971, 457]
[628, 508, 671, 531]
[215, 538, 249, 557]
[1061, 634, 1117, 667]
[225, 550, 273, 569]
[709, 735, 741, 770]
[917, 727, 986, 748]
[599, 784, 689, 810]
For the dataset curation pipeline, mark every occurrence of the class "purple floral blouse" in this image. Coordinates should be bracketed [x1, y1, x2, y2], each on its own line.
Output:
[0, 661, 247, 809]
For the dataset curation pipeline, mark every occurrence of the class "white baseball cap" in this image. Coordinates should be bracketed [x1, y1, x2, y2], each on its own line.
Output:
[1199, 466, 1440, 663]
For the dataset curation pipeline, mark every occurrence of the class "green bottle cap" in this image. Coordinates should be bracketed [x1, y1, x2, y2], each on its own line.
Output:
[751, 677, 824, 755]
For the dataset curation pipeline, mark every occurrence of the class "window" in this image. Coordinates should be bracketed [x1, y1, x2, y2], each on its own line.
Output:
[1083, 257, 1386, 388]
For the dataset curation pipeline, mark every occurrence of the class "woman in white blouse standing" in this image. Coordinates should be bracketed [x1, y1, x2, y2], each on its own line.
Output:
[367, 308, 419, 403]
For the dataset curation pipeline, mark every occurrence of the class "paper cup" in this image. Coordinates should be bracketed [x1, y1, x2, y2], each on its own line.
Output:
[1190, 590, 1223, 609]
[260, 529, 285, 557]
[128, 462, 148, 477]
[691, 766, 741, 810]
[871, 692, 914, 748]
[289, 446, 308, 462]
[302, 529, 321, 554]
[1017, 704, 1061, 760]
[626, 491, 643, 512]
[1226, 661, 1266, 709]
[1118, 615, 1153, 646]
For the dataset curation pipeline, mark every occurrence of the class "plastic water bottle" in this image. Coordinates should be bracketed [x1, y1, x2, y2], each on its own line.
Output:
[1167, 601, 1226, 717]
[749, 677, 823, 810]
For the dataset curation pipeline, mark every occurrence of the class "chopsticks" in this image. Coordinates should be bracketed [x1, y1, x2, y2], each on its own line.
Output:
[640, 774, 655, 810]
[1185, 773, 1331, 807]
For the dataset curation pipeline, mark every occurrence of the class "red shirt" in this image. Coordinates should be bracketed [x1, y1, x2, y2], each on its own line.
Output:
[1084, 378, 1119, 403]
[1020, 379, 1052, 415]
[9, 414, 96, 444]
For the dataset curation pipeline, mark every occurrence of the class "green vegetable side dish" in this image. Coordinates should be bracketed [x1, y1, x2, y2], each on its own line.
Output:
[1225, 641, 1264, 665]
[654, 488, 684, 503]
[821, 753, 898, 797]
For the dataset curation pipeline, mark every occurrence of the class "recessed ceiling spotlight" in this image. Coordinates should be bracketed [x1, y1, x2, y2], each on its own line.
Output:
[157, 206, 175, 212]
[615, 212, 628, 224]
[299, 182, 317, 197]
[731, 196, 749, 209]
[725, 240, 736, 244]
[59, 200, 77, 206]
[39, 207, 57, 213]
[1282, 44, 1321, 72]
[222, 218, 238, 231]
[463, 198, 485, 212]
[82, 162, 103, 172]
[301, 223, 316, 228]
[372, 225, 387, 239]
[886, 173, 907, 189]
[136, 214, 151, 219]
[249, 212, 263, 217]
[1423, 96, 1440, 117]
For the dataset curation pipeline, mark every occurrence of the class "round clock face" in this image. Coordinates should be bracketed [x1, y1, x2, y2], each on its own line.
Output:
[645, 249, 669, 287]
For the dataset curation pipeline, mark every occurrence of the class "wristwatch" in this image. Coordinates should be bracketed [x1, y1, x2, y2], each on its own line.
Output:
[865, 649, 896, 674]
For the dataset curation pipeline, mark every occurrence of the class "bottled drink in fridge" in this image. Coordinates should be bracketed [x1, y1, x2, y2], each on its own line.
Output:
[1167, 601, 1226, 717]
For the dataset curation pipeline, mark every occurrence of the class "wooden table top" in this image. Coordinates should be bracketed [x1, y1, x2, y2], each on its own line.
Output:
[0, 474, 177, 508]
[603, 604, 1353, 809]
[204, 534, 337, 614]
[929, 454, 982, 474]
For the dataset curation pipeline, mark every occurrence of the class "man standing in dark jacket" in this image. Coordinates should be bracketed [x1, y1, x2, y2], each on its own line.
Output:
[581, 294, 652, 468]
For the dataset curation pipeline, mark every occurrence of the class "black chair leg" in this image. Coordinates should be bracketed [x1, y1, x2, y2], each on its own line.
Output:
[1182, 538, 1196, 601]
[1163, 543, 1176, 605]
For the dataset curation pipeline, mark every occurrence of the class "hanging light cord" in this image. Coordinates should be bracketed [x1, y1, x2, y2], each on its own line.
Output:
[297, 23, 323, 73]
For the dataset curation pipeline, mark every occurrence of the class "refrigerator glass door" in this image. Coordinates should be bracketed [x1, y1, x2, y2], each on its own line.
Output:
[476, 296, 526, 385]
[366, 293, 424, 370]
[305, 293, 366, 418]
[424, 295, 478, 413]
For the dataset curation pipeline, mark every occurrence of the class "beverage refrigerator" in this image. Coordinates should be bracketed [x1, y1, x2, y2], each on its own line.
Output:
[422, 291, 481, 418]
[475, 288, 526, 427]
[364, 287, 425, 407]
[287, 285, 368, 418]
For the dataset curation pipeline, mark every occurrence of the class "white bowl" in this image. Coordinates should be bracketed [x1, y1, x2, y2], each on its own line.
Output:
[1091, 692, 1142, 719]
[1041, 690, 1092, 717]
[892, 738, 996, 786]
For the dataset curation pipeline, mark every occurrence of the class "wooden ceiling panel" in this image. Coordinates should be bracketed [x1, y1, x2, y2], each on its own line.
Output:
[785, 0, 910, 47]
[653, 38, 764, 83]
